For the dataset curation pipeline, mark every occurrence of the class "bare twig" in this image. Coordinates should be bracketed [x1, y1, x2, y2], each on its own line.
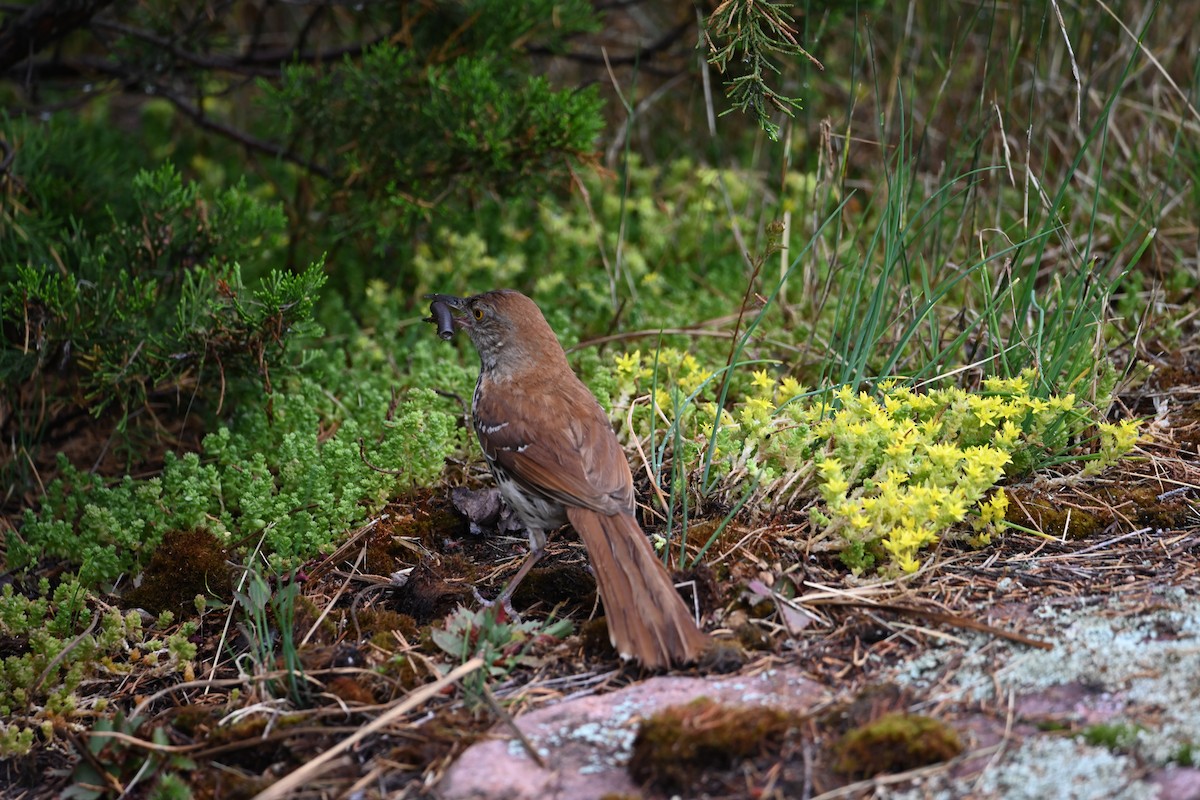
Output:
[251, 657, 486, 800]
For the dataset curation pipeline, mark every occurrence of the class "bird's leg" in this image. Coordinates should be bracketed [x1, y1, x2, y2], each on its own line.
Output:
[473, 528, 547, 621]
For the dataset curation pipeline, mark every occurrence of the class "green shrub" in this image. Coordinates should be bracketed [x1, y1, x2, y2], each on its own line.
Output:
[1, 118, 320, 416]
[2, 115, 328, 506]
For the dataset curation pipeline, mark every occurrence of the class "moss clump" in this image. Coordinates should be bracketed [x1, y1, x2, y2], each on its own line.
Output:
[392, 505, 469, 552]
[1082, 722, 1143, 751]
[733, 621, 770, 650]
[1004, 492, 1105, 539]
[833, 712, 962, 778]
[1008, 480, 1195, 540]
[510, 562, 596, 610]
[580, 616, 616, 659]
[698, 639, 745, 673]
[628, 698, 803, 793]
[1104, 485, 1195, 530]
[358, 609, 419, 642]
[380, 654, 427, 692]
[390, 563, 473, 624]
[124, 528, 232, 616]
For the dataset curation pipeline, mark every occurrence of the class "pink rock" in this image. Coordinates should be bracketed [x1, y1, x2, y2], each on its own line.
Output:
[438, 666, 827, 800]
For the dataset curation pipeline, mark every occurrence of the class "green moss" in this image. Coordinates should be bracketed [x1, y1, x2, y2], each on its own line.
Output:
[734, 621, 770, 650]
[358, 609, 419, 642]
[628, 698, 803, 793]
[1105, 485, 1195, 530]
[1004, 490, 1105, 540]
[1035, 720, 1071, 732]
[1081, 722, 1144, 751]
[380, 655, 426, 692]
[392, 505, 468, 552]
[833, 712, 962, 778]
[125, 529, 232, 617]
[1007, 481, 1193, 541]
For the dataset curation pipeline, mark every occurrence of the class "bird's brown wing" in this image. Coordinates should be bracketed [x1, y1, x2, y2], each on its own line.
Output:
[474, 376, 634, 516]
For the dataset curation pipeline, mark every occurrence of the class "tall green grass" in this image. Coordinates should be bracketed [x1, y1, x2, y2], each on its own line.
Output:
[627, 0, 1197, 557]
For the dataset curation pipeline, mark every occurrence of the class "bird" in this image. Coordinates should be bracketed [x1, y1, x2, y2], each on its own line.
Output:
[426, 289, 709, 669]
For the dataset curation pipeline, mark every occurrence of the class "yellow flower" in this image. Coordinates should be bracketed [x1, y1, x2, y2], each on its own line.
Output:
[678, 373, 699, 394]
[818, 458, 844, 478]
[961, 459, 988, 485]
[1106, 419, 1141, 452]
[779, 376, 805, 402]
[1048, 393, 1076, 412]
[822, 476, 850, 499]
[925, 442, 963, 469]
[883, 393, 905, 415]
[740, 400, 771, 427]
[885, 430, 913, 459]
[751, 369, 774, 390]
[971, 396, 1002, 427]
[614, 350, 641, 377]
[939, 492, 968, 524]
[680, 369, 712, 395]
[746, 395, 774, 413]
[996, 421, 1022, 446]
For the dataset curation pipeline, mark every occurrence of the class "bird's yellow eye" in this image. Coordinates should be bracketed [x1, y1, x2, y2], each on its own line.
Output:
[473, 308, 485, 320]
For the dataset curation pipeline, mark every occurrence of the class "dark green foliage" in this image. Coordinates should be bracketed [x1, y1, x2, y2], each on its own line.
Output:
[269, 44, 602, 235]
[1, 116, 325, 423]
[259, 0, 604, 294]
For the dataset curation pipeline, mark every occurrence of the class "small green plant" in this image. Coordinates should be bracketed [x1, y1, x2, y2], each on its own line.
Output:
[432, 605, 573, 690]
[0, 579, 194, 756]
[63, 711, 197, 800]
[228, 563, 308, 705]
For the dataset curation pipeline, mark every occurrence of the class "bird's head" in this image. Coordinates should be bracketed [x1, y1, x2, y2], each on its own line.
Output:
[425, 290, 564, 376]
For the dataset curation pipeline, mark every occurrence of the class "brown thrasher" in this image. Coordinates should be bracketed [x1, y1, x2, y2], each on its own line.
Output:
[427, 289, 709, 668]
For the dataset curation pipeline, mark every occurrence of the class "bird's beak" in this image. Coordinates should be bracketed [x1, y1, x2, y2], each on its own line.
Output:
[424, 294, 467, 340]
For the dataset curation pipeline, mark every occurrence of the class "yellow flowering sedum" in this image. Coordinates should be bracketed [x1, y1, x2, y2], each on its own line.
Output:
[607, 353, 1141, 575]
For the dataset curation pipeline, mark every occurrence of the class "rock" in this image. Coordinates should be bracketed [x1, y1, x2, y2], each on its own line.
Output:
[438, 665, 827, 800]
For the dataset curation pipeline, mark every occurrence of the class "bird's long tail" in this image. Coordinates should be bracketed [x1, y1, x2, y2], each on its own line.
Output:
[566, 507, 708, 668]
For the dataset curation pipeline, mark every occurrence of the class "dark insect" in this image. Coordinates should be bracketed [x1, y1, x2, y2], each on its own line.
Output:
[425, 297, 457, 340]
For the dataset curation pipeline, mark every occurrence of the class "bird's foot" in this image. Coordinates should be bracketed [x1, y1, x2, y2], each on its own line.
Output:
[472, 586, 520, 623]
